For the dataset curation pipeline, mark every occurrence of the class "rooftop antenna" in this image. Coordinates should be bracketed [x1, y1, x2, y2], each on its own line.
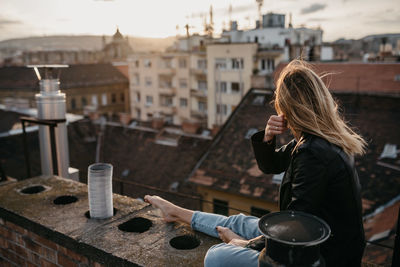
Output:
[209, 5, 214, 37]
[256, 0, 264, 29]
[26, 64, 70, 179]
[228, 4, 233, 27]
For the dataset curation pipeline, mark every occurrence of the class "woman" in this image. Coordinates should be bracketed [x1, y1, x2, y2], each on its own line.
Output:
[145, 60, 366, 267]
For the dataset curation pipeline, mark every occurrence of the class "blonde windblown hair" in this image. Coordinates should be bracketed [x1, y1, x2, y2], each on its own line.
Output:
[274, 60, 366, 156]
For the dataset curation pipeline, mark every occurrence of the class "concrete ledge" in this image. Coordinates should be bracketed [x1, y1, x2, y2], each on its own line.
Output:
[0, 176, 219, 266]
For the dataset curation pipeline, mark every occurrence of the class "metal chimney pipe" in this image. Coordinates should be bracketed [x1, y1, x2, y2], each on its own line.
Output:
[30, 65, 70, 178]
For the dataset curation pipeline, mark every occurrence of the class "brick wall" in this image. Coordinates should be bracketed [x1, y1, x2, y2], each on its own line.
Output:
[0, 218, 105, 267]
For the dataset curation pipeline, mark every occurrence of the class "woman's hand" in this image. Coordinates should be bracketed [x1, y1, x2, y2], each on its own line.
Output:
[228, 239, 249, 247]
[264, 115, 288, 142]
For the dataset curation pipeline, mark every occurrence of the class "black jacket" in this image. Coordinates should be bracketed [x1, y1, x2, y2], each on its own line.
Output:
[251, 131, 365, 267]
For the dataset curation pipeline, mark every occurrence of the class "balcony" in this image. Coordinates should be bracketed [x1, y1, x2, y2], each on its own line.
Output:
[190, 68, 207, 77]
[190, 88, 207, 99]
[159, 86, 177, 96]
[251, 74, 274, 89]
[158, 67, 176, 76]
[159, 105, 177, 116]
[191, 109, 207, 119]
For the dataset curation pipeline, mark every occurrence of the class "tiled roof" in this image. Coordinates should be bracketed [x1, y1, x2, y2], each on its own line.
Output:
[112, 64, 129, 79]
[0, 63, 128, 91]
[362, 198, 399, 266]
[0, 115, 211, 210]
[98, 123, 211, 209]
[189, 89, 292, 203]
[274, 63, 400, 95]
[189, 89, 400, 215]
[0, 110, 23, 132]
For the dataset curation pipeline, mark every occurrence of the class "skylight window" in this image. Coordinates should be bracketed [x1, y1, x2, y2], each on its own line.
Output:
[245, 128, 258, 139]
[379, 144, 398, 159]
[369, 229, 391, 242]
[252, 95, 265, 105]
[272, 172, 284, 184]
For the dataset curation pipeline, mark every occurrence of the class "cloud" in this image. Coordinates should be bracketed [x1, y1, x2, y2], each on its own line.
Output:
[0, 17, 22, 28]
[307, 17, 329, 22]
[301, 3, 327, 15]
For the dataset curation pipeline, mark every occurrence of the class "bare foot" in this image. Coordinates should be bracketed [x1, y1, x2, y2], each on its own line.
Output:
[216, 226, 245, 243]
[144, 195, 178, 222]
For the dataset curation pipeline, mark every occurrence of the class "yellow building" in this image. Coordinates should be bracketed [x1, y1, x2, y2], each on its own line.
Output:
[206, 43, 284, 130]
[128, 35, 210, 127]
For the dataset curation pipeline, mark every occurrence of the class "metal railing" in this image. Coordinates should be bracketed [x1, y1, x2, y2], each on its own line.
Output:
[20, 116, 66, 179]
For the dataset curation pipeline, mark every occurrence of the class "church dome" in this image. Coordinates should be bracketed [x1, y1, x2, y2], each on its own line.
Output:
[113, 28, 123, 40]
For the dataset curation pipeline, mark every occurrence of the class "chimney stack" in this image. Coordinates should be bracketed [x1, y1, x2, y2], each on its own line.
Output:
[29, 65, 70, 178]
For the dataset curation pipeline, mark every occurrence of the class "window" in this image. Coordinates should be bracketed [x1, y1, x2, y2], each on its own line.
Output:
[198, 80, 207, 90]
[197, 59, 207, 69]
[216, 104, 227, 115]
[81, 97, 87, 107]
[111, 93, 116, 104]
[160, 78, 172, 88]
[198, 101, 206, 112]
[231, 82, 240, 93]
[261, 59, 266, 70]
[102, 93, 107, 106]
[92, 95, 98, 106]
[71, 98, 76, 109]
[146, 96, 153, 106]
[218, 81, 227, 93]
[179, 58, 187, 68]
[215, 58, 227, 70]
[133, 74, 140, 85]
[134, 60, 139, 68]
[120, 93, 125, 102]
[180, 98, 188, 107]
[272, 172, 285, 184]
[136, 109, 141, 119]
[144, 59, 152, 68]
[162, 58, 172, 68]
[213, 199, 228, 216]
[395, 74, 400, 81]
[179, 79, 188, 88]
[160, 95, 173, 107]
[231, 58, 244, 69]
[145, 77, 152, 87]
[251, 207, 270, 218]
[135, 92, 141, 102]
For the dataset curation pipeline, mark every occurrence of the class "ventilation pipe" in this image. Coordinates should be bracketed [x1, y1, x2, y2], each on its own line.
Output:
[28, 65, 70, 178]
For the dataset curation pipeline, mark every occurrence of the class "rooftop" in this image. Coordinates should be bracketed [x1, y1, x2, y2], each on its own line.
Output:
[190, 88, 400, 215]
[274, 62, 400, 95]
[0, 116, 212, 210]
[0, 176, 219, 266]
[0, 63, 128, 91]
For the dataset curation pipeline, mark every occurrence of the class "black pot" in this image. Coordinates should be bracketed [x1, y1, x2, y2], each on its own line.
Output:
[258, 211, 331, 267]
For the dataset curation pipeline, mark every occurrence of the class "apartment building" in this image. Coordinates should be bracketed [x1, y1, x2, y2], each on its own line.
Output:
[206, 42, 285, 129]
[129, 13, 329, 130]
[128, 35, 209, 126]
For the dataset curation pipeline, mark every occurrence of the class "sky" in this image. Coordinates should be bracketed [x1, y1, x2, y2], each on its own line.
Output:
[0, 0, 399, 42]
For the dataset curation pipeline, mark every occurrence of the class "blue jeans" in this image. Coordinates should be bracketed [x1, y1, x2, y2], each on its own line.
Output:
[191, 211, 262, 267]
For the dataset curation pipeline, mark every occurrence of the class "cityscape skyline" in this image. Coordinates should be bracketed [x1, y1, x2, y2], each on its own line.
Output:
[1, 0, 399, 42]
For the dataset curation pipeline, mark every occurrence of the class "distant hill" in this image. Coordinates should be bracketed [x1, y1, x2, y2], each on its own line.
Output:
[0, 35, 176, 57]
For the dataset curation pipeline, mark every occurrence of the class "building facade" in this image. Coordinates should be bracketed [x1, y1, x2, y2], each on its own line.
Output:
[128, 35, 210, 126]
[0, 64, 130, 116]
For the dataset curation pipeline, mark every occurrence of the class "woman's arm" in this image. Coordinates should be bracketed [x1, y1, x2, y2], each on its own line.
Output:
[251, 130, 296, 174]
[286, 149, 328, 213]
